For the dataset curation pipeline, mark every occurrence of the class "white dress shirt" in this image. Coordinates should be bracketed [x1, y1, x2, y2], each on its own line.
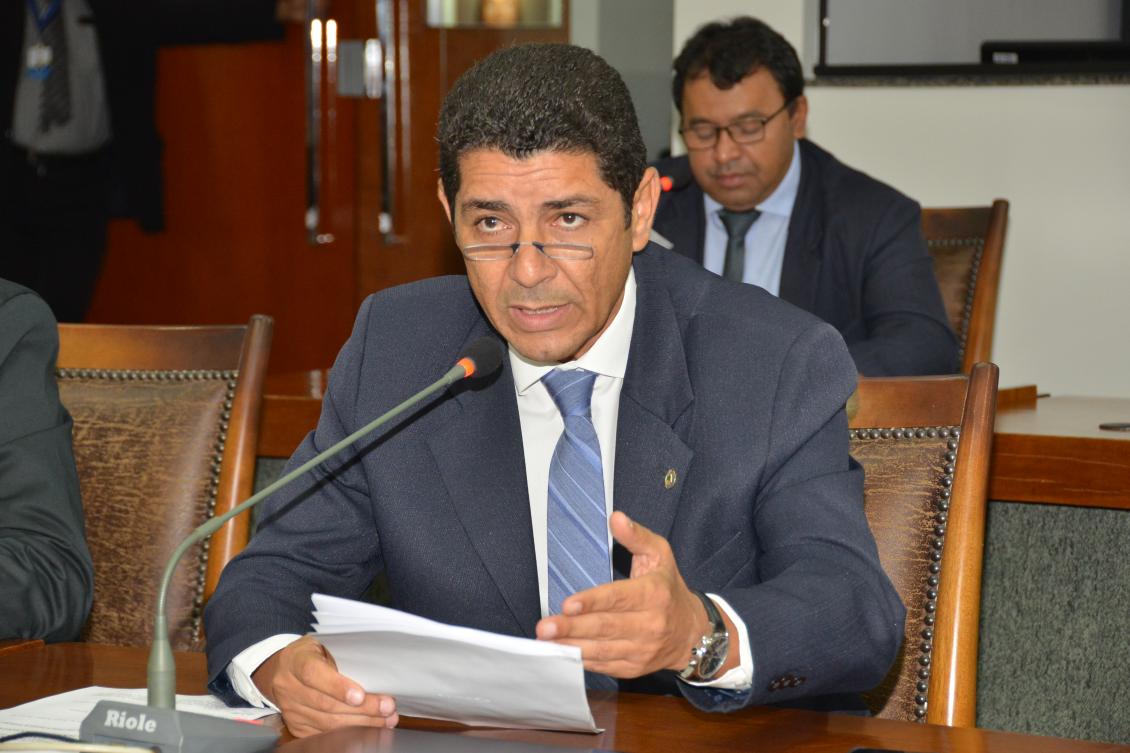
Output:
[701, 143, 801, 295]
[227, 268, 752, 707]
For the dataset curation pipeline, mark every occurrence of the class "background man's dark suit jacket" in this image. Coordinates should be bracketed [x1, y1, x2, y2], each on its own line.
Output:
[0, 0, 284, 231]
[0, 279, 93, 642]
[652, 139, 958, 377]
[205, 246, 904, 712]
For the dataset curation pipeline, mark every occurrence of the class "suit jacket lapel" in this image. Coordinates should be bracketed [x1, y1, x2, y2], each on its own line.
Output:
[427, 329, 541, 638]
[778, 140, 825, 311]
[612, 256, 695, 577]
[655, 168, 707, 265]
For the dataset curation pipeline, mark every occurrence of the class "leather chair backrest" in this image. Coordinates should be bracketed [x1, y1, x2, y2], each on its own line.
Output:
[854, 423, 961, 722]
[57, 317, 272, 651]
[850, 364, 998, 726]
[922, 200, 1009, 373]
[60, 370, 237, 650]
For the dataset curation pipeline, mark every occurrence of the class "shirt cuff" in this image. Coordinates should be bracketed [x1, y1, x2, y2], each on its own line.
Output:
[225, 633, 303, 709]
[680, 593, 753, 691]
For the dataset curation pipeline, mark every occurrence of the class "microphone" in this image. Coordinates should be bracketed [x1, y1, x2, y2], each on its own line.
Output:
[658, 158, 692, 193]
[454, 336, 504, 381]
[79, 337, 505, 753]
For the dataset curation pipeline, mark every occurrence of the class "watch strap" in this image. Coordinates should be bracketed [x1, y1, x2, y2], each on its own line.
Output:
[678, 589, 728, 681]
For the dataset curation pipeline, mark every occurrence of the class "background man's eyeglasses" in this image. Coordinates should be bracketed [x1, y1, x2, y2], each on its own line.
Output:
[458, 241, 595, 262]
[679, 99, 794, 150]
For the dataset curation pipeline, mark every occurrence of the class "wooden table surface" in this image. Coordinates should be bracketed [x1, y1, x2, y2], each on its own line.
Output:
[2, 643, 1128, 753]
[991, 395, 1130, 509]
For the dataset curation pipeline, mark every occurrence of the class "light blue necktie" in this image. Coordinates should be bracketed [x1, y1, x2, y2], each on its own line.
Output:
[543, 368, 617, 691]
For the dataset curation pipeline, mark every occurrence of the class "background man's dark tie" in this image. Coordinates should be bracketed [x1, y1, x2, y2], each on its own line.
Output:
[718, 208, 760, 283]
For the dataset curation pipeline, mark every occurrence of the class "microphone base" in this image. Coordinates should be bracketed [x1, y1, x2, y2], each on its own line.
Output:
[79, 699, 278, 753]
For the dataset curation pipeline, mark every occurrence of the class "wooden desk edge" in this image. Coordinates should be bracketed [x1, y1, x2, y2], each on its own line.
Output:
[0, 639, 44, 656]
[260, 394, 322, 458]
[997, 384, 1039, 409]
[3, 644, 1125, 753]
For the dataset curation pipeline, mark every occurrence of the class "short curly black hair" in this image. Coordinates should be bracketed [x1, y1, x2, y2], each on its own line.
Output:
[438, 43, 646, 226]
[672, 17, 804, 113]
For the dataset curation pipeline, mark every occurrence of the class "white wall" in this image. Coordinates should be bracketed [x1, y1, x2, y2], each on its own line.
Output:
[673, 0, 1130, 396]
[574, 0, 674, 160]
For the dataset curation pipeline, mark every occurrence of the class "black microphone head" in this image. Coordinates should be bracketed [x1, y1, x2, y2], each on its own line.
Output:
[654, 155, 693, 193]
[455, 337, 504, 379]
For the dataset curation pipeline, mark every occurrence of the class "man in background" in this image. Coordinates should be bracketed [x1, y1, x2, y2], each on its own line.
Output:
[653, 17, 957, 376]
[0, 277, 93, 642]
[0, 1, 305, 322]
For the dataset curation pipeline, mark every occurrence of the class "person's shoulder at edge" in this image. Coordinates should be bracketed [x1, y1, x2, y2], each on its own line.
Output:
[322, 274, 495, 410]
[0, 277, 48, 312]
[636, 244, 837, 337]
[0, 281, 64, 445]
[635, 244, 858, 391]
[352, 274, 484, 352]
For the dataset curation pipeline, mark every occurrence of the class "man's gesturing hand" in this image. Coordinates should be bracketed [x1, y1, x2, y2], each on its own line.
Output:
[252, 636, 398, 738]
[535, 511, 737, 679]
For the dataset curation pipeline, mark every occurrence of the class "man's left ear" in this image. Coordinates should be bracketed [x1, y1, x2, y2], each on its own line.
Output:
[630, 167, 661, 252]
[790, 95, 809, 140]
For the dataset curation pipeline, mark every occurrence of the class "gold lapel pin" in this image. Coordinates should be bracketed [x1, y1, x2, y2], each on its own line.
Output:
[664, 469, 677, 489]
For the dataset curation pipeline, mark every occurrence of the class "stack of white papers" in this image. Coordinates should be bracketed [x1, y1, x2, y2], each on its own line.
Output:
[0, 686, 274, 742]
[311, 594, 599, 732]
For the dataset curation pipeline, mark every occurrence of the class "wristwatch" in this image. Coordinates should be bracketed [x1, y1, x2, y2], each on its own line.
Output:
[678, 590, 730, 682]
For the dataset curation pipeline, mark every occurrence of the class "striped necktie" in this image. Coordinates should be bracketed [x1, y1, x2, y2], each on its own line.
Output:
[33, 0, 71, 132]
[543, 368, 617, 691]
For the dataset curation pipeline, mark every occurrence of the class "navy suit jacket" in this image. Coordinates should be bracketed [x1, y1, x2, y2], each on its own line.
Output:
[204, 246, 904, 712]
[652, 139, 958, 377]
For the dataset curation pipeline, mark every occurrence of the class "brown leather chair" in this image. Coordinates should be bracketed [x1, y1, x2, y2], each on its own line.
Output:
[852, 362, 998, 726]
[56, 317, 272, 651]
[922, 200, 1008, 373]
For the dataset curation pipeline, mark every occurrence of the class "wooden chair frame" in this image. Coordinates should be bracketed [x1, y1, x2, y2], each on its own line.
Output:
[57, 316, 272, 647]
[851, 362, 998, 726]
[922, 200, 1009, 373]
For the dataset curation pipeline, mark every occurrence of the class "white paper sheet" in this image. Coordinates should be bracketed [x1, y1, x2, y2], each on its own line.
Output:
[0, 686, 274, 742]
[311, 594, 599, 733]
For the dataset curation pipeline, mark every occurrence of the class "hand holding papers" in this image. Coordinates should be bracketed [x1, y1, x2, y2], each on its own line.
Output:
[310, 594, 600, 733]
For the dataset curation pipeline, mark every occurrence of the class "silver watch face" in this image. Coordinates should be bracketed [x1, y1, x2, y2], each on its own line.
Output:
[697, 634, 729, 679]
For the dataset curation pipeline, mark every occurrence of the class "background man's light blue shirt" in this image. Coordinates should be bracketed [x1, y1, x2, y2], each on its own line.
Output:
[701, 144, 801, 296]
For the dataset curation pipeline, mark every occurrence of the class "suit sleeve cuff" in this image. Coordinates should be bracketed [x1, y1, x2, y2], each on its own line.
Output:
[679, 593, 753, 691]
[225, 633, 302, 709]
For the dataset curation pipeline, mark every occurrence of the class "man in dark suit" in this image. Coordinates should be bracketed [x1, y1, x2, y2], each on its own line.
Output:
[0, 278, 93, 642]
[652, 17, 957, 377]
[204, 43, 903, 738]
[0, 1, 294, 322]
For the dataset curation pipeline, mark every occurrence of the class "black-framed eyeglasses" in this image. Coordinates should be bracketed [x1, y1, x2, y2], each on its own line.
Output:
[458, 240, 595, 262]
[679, 99, 795, 150]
